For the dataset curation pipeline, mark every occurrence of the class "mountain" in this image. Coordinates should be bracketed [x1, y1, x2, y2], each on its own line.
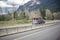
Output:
[17, 0, 60, 12]
[17, 0, 41, 12]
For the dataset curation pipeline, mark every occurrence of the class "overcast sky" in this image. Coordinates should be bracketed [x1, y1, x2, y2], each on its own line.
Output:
[0, 0, 31, 7]
[8, 0, 31, 5]
[0, 1, 13, 7]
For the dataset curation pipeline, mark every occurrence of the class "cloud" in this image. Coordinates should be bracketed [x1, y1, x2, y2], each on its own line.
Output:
[8, 0, 31, 5]
[0, 0, 31, 8]
[36, 1, 41, 4]
[0, 1, 13, 7]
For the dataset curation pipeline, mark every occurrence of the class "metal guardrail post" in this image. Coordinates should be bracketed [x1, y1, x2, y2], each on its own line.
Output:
[0, 21, 57, 36]
[6, 28, 8, 35]
[16, 27, 18, 33]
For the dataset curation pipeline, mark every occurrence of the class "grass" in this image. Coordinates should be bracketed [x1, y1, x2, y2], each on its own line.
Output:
[0, 20, 32, 26]
[45, 20, 53, 22]
[0, 20, 53, 26]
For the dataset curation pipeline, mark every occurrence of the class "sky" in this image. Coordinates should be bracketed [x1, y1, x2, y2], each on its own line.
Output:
[8, 0, 31, 5]
[0, 0, 31, 7]
[0, 1, 13, 7]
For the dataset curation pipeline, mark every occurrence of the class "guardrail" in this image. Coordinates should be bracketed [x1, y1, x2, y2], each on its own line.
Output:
[0, 21, 57, 37]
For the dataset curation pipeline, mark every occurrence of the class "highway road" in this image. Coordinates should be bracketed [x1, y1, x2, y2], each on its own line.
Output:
[0, 22, 60, 40]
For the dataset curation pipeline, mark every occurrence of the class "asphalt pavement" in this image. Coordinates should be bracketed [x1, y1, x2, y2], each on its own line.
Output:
[0, 22, 60, 40]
